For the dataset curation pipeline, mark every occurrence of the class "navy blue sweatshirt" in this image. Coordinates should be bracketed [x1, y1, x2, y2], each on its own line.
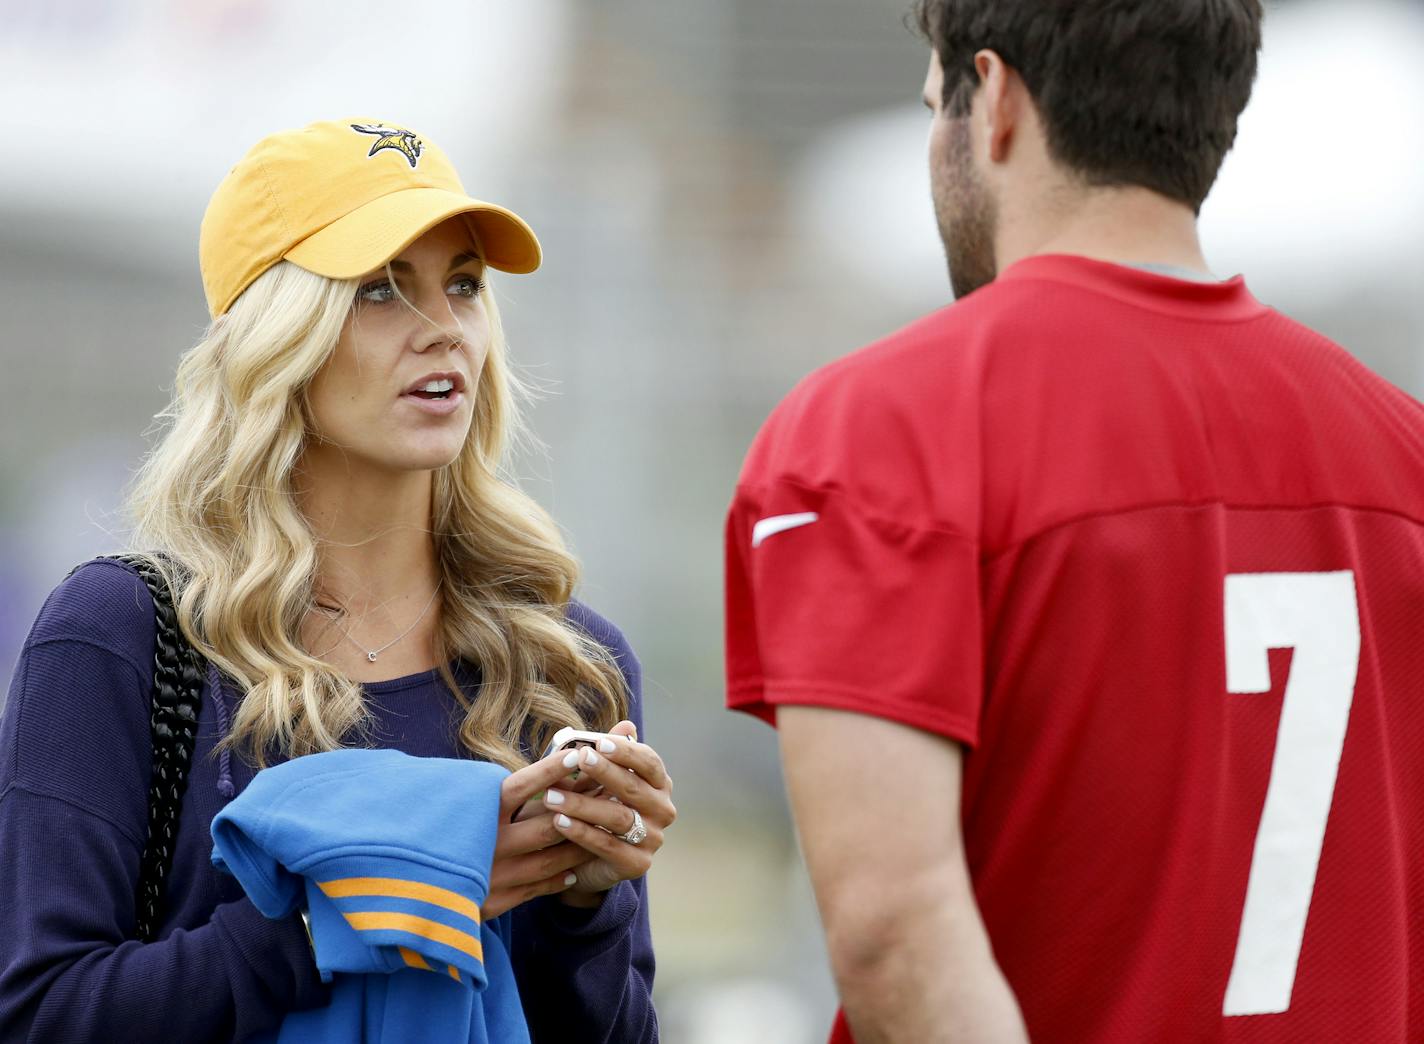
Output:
[0, 558, 658, 1043]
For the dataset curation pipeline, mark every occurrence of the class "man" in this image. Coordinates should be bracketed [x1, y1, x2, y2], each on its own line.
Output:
[724, 2, 1424, 1041]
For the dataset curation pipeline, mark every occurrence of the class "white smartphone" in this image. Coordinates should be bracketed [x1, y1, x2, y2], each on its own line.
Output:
[544, 726, 615, 759]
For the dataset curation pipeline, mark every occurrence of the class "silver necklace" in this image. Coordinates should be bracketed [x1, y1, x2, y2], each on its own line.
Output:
[313, 581, 442, 662]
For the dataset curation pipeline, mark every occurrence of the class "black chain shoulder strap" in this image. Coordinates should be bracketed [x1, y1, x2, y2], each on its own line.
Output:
[94, 553, 206, 942]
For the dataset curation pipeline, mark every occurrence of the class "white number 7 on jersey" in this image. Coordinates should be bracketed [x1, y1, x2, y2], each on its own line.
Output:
[1222, 571, 1360, 1016]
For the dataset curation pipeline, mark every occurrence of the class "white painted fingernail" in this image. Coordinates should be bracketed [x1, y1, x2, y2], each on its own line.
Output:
[556, 814, 572, 828]
[582, 748, 599, 767]
[563, 872, 577, 886]
[598, 738, 616, 753]
[562, 750, 580, 769]
[544, 789, 565, 806]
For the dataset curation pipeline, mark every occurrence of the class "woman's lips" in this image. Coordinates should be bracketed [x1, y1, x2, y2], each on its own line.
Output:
[400, 389, 466, 416]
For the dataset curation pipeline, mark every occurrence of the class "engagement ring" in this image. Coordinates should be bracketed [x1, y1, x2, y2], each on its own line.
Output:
[618, 808, 647, 846]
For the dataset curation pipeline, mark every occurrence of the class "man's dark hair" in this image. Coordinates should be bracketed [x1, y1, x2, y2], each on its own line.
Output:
[913, 0, 1263, 212]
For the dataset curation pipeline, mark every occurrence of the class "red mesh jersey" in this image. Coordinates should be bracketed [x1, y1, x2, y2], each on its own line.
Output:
[725, 255, 1424, 1042]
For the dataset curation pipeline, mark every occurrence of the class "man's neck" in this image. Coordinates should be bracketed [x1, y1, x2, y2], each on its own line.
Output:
[997, 184, 1212, 279]
[295, 449, 441, 614]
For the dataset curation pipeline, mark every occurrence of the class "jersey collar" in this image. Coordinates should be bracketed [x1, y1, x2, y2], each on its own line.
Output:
[998, 253, 1268, 322]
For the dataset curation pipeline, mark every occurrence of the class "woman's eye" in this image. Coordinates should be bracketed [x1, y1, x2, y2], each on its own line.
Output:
[357, 280, 396, 304]
[449, 276, 486, 298]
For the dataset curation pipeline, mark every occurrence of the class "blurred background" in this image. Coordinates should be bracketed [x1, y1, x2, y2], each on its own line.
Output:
[2, 0, 1422, 1040]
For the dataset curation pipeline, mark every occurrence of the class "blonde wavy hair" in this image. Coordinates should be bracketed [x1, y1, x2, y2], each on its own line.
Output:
[124, 256, 628, 769]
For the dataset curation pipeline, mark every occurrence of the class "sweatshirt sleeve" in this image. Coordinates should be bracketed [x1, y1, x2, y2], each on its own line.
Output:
[510, 603, 658, 1043]
[0, 561, 326, 1042]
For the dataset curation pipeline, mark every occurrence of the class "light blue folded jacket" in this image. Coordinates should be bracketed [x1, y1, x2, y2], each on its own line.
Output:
[211, 749, 530, 1044]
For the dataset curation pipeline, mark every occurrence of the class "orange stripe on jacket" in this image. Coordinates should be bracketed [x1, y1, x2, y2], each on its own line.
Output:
[342, 912, 485, 964]
[317, 877, 482, 925]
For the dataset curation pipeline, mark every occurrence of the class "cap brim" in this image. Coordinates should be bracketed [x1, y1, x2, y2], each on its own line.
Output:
[283, 187, 542, 279]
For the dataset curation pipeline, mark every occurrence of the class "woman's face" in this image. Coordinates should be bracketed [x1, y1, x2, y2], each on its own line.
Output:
[303, 218, 490, 476]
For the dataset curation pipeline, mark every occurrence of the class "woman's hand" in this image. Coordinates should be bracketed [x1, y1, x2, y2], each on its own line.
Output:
[482, 749, 598, 920]
[541, 720, 677, 905]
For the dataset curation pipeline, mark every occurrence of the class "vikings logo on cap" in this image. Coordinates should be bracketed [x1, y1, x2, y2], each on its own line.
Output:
[350, 123, 424, 169]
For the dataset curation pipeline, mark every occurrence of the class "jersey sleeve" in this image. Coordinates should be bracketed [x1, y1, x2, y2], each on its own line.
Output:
[724, 321, 985, 745]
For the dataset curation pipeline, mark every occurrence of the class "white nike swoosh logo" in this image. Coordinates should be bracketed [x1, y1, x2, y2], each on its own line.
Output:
[752, 512, 820, 548]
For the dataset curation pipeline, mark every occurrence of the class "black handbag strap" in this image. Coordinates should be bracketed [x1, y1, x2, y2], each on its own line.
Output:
[96, 553, 206, 942]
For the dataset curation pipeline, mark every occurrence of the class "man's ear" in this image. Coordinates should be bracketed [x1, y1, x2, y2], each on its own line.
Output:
[974, 50, 1021, 164]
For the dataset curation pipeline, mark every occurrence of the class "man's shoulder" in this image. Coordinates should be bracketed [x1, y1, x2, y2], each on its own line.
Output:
[800, 297, 998, 392]
[773, 282, 1037, 416]
[743, 299, 999, 485]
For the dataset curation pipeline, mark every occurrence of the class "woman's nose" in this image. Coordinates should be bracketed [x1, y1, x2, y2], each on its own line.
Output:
[412, 297, 464, 353]
[417, 324, 463, 354]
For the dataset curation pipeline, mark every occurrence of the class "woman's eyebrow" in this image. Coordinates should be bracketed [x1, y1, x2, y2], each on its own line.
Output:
[387, 252, 482, 275]
[445, 251, 481, 273]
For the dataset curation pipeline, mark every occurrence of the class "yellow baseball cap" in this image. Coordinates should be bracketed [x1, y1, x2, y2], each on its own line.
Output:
[199, 118, 542, 318]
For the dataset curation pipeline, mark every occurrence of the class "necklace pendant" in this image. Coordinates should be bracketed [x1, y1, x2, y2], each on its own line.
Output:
[367, 651, 378, 662]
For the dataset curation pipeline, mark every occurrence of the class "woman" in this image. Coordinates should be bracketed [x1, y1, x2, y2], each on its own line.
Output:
[0, 119, 673, 1041]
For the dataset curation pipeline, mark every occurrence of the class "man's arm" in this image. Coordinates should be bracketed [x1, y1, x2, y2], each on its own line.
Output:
[777, 706, 1028, 1043]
